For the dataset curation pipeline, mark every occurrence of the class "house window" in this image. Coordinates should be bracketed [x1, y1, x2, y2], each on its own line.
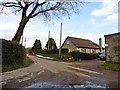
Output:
[78, 48, 81, 52]
[89, 49, 92, 53]
[92, 49, 96, 53]
[66, 40, 70, 44]
[81, 48, 86, 53]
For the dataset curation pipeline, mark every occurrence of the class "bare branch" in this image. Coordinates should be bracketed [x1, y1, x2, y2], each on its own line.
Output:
[28, 1, 46, 18]
[38, 1, 46, 6]
[1, 2, 21, 8]
[0, 5, 4, 14]
[14, 8, 22, 14]
[30, 2, 63, 18]
[18, 1, 24, 8]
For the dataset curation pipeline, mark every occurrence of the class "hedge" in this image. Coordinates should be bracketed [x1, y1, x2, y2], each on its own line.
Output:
[70, 51, 99, 61]
[2, 39, 26, 66]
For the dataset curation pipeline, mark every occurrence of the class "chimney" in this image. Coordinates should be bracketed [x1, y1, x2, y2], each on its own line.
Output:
[99, 38, 102, 53]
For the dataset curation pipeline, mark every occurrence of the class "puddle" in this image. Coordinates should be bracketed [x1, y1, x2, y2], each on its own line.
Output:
[20, 81, 106, 90]
[70, 81, 106, 90]
[22, 82, 69, 88]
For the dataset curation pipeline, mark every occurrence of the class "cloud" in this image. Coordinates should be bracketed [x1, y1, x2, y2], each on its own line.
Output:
[0, 23, 17, 39]
[91, 0, 118, 16]
[23, 30, 48, 48]
[92, 13, 118, 27]
[106, 13, 118, 22]
[101, 0, 117, 6]
[92, 4, 116, 16]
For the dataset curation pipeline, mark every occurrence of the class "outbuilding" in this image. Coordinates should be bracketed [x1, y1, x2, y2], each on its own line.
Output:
[104, 32, 120, 63]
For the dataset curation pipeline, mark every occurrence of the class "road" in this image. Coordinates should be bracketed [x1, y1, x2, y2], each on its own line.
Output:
[1, 55, 119, 89]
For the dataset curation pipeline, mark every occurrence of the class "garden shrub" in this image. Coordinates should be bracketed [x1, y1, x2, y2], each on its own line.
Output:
[61, 53, 74, 61]
[42, 49, 58, 54]
[70, 51, 80, 61]
[49, 49, 58, 54]
[28, 49, 34, 55]
[2, 39, 26, 66]
[70, 51, 99, 61]
[61, 48, 69, 54]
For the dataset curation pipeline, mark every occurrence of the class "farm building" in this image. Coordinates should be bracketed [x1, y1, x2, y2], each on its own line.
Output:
[105, 32, 120, 63]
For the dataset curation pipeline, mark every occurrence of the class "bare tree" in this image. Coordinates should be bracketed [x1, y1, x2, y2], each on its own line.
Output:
[0, 0, 84, 43]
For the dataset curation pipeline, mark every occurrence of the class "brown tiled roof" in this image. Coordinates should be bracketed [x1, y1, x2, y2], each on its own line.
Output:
[67, 36, 100, 49]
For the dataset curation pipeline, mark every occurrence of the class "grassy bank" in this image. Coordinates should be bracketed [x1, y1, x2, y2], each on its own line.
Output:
[2, 57, 31, 72]
[102, 62, 120, 72]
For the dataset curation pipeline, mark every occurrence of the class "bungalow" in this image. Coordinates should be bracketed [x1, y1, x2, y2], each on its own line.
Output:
[62, 36, 101, 53]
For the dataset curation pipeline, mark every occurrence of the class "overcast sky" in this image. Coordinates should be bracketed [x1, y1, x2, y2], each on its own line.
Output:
[0, 0, 119, 48]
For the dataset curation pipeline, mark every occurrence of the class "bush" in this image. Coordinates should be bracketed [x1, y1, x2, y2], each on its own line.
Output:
[61, 53, 74, 61]
[2, 39, 26, 66]
[42, 49, 58, 54]
[2, 57, 31, 72]
[70, 51, 80, 61]
[70, 51, 99, 61]
[61, 48, 69, 54]
[28, 48, 34, 55]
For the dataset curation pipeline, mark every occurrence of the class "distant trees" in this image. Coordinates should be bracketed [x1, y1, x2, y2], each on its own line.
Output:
[45, 38, 57, 50]
[31, 38, 57, 54]
[32, 39, 42, 54]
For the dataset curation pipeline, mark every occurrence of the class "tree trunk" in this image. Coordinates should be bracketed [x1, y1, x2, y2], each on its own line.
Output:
[12, 16, 29, 43]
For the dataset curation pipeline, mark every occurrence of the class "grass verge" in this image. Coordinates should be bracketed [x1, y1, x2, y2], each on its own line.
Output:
[102, 62, 120, 72]
[2, 57, 32, 72]
[39, 54, 61, 61]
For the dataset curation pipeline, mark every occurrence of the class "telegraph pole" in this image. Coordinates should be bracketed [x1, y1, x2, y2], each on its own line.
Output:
[24, 38, 26, 48]
[21, 33, 23, 45]
[59, 23, 62, 57]
[48, 31, 50, 51]
[99, 38, 102, 53]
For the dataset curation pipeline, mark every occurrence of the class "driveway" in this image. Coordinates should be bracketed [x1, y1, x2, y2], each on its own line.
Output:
[1, 55, 119, 89]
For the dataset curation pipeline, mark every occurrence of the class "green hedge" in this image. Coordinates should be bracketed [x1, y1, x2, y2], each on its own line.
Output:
[70, 51, 99, 61]
[2, 39, 26, 66]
